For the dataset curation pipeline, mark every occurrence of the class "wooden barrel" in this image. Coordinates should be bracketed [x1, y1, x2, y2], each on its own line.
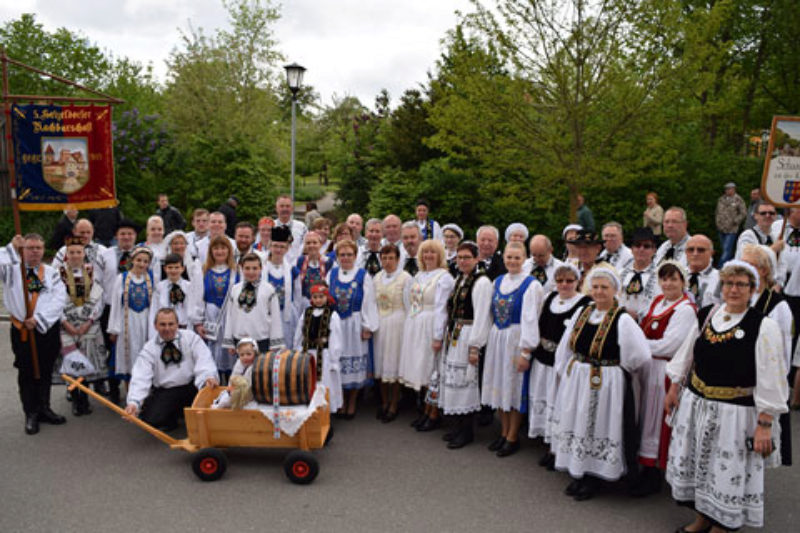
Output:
[251, 350, 317, 405]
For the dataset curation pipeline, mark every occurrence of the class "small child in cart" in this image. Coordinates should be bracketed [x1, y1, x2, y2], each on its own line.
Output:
[212, 338, 257, 409]
[293, 283, 343, 414]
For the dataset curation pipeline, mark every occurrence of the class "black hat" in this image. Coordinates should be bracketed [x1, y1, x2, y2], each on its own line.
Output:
[628, 227, 658, 246]
[116, 218, 141, 234]
[271, 225, 292, 242]
[567, 229, 603, 245]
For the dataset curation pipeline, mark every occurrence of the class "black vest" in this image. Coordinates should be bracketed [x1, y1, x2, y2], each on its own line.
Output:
[533, 293, 591, 366]
[754, 288, 785, 317]
[447, 270, 487, 328]
[572, 307, 624, 363]
[690, 306, 763, 406]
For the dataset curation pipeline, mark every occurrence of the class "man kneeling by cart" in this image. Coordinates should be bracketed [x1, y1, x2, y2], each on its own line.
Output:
[125, 308, 219, 431]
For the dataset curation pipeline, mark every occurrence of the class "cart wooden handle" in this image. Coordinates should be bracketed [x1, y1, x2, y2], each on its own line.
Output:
[62, 374, 180, 448]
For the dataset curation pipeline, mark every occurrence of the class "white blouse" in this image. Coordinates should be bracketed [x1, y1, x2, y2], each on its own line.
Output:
[496, 272, 543, 351]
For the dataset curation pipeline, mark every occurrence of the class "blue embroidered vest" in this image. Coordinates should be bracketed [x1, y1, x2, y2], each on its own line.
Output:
[203, 269, 232, 307]
[491, 275, 534, 329]
[121, 271, 153, 313]
[267, 271, 286, 310]
[330, 267, 366, 319]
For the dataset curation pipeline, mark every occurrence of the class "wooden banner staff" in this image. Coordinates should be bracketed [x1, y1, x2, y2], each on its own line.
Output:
[1, 48, 124, 378]
[1, 48, 40, 378]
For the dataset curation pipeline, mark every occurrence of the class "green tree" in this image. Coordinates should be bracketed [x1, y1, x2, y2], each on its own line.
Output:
[162, 0, 286, 221]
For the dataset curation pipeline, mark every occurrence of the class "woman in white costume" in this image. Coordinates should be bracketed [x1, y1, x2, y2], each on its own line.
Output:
[372, 243, 412, 422]
[482, 241, 543, 458]
[664, 261, 788, 532]
[400, 239, 454, 432]
[326, 239, 379, 418]
[551, 266, 650, 501]
[632, 260, 697, 497]
[527, 263, 589, 469]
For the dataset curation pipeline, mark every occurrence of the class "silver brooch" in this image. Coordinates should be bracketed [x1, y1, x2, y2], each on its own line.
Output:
[734, 329, 745, 339]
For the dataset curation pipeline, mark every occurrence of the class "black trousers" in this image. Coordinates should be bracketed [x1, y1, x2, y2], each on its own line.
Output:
[11, 324, 61, 415]
[140, 383, 197, 429]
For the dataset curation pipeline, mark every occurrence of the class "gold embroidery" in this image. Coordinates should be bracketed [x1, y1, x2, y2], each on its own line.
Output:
[690, 372, 753, 400]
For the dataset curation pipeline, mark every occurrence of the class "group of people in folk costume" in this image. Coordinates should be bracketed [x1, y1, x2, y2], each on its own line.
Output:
[4, 192, 798, 533]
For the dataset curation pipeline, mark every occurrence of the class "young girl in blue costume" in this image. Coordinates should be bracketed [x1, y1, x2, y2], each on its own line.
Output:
[192, 235, 238, 384]
[108, 246, 155, 383]
[293, 231, 334, 318]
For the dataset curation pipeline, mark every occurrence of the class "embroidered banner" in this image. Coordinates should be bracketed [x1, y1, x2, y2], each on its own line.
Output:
[11, 104, 116, 211]
[761, 115, 800, 207]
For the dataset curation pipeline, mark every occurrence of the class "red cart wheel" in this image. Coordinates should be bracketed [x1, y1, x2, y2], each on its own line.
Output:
[191, 448, 227, 482]
[283, 450, 319, 484]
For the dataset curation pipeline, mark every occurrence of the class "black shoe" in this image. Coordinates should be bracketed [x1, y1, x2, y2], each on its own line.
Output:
[25, 414, 40, 435]
[447, 431, 474, 449]
[381, 410, 398, 423]
[496, 439, 520, 457]
[410, 414, 428, 429]
[539, 452, 556, 470]
[417, 417, 442, 432]
[108, 384, 121, 406]
[564, 479, 582, 496]
[442, 430, 457, 442]
[38, 407, 66, 425]
[72, 400, 82, 417]
[78, 393, 92, 415]
[376, 405, 387, 419]
[573, 477, 598, 501]
[573, 483, 595, 501]
[487, 436, 506, 452]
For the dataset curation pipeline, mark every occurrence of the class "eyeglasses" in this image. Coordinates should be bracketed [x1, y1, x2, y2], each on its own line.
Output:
[686, 247, 708, 253]
[456, 255, 474, 261]
[757, 211, 777, 216]
[632, 243, 654, 249]
[721, 281, 752, 289]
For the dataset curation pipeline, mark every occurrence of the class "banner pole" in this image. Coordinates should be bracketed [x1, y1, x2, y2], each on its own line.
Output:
[2, 47, 40, 379]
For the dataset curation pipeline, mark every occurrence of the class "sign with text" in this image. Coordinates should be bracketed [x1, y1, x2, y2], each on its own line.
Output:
[761, 115, 800, 208]
[11, 104, 116, 211]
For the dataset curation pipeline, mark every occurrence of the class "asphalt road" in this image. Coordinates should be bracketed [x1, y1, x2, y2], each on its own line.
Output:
[0, 322, 797, 533]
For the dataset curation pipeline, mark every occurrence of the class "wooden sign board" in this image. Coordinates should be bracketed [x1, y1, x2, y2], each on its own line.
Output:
[761, 116, 800, 208]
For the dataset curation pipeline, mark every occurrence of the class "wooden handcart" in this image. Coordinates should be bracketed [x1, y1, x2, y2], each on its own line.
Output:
[62, 374, 332, 484]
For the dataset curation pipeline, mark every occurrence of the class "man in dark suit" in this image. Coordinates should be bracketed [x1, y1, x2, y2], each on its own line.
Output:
[476, 225, 507, 280]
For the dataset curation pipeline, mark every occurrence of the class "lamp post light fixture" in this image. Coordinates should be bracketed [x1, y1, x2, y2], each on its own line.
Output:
[284, 62, 306, 206]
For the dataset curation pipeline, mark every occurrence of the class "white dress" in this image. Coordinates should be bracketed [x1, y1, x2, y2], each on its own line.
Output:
[373, 269, 412, 382]
[527, 292, 588, 441]
[398, 269, 454, 390]
[326, 267, 379, 389]
[481, 273, 542, 411]
[264, 259, 296, 350]
[107, 271, 153, 376]
[665, 307, 788, 529]
[294, 308, 344, 412]
[551, 305, 650, 481]
[637, 296, 697, 465]
[191, 265, 236, 373]
[56, 266, 107, 383]
[440, 274, 493, 415]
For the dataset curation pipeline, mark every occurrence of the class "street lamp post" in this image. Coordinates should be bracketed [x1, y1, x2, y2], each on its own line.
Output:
[284, 62, 306, 206]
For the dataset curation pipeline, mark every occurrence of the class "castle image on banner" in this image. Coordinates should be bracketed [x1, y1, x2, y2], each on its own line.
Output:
[42, 137, 90, 194]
